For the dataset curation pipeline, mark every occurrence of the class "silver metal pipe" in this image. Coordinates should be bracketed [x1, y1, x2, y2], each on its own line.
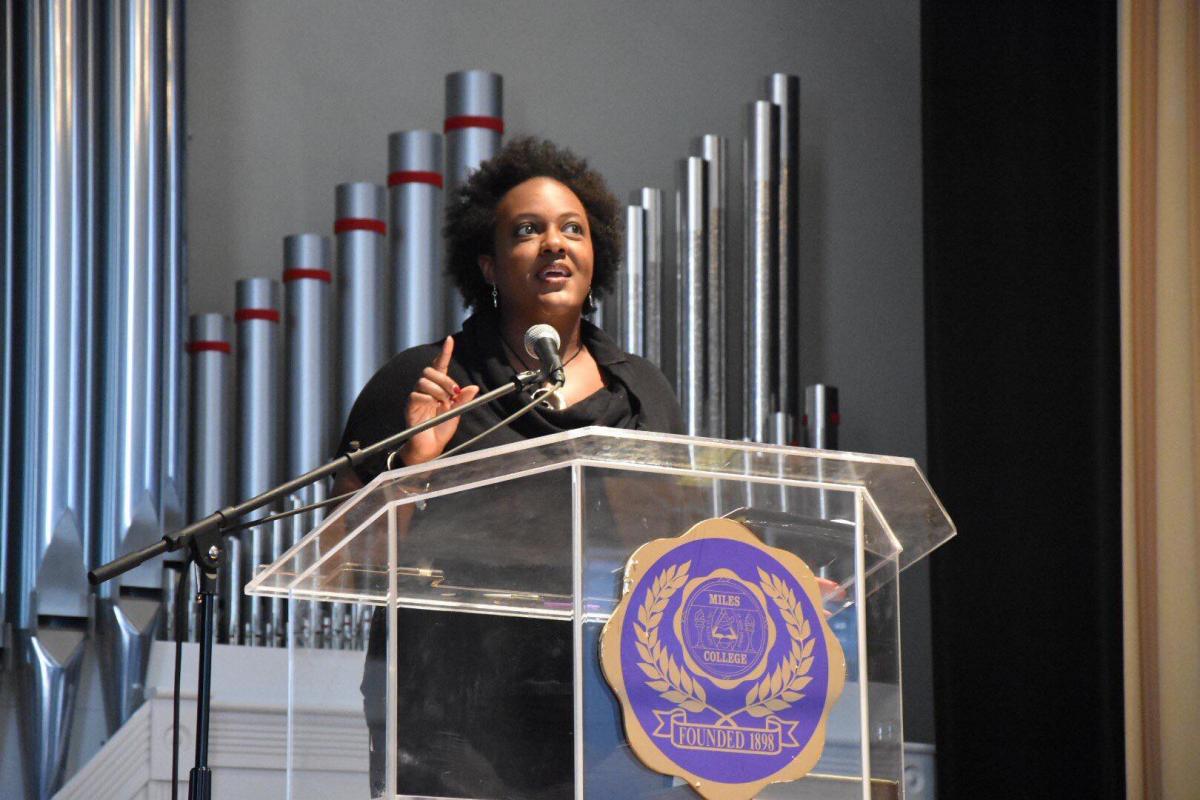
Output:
[770, 74, 800, 444]
[12, 2, 92, 794]
[284, 234, 333, 648]
[701, 135, 727, 438]
[12, 628, 86, 799]
[444, 70, 502, 330]
[640, 188, 664, 367]
[680, 157, 707, 436]
[157, 0, 185, 644]
[95, 0, 169, 735]
[805, 383, 838, 521]
[187, 314, 234, 642]
[159, 0, 187, 570]
[743, 101, 779, 443]
[1, 0, 15, 661]
[621, 204, 645, 355]
[336, 182, 388, 426]
[284, 234, 334, 478]
[669, 188, 684, 395]
[389, 130, 444, 350]
[236, 278, 282, 646]
[805, 384, 839, 450]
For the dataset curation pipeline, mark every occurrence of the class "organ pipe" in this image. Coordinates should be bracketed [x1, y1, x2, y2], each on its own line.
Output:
[680, 156, 707, 435]
[284, 234, 333, 647]
[771, 74, 800, 444]
[236, 277, 282, 646]
[1, 0, 14, 665]
[622, 204, 646, 355]
[805, 384, 839, 450]
[335, 182, 387, 650]
[743, 100, 780, 443]
[389, 130, 444, 350]
[640, 188, 664, 366]
[702, 135, 728, 438]
[336, 182, 388, 425]
[444, 70, 502, 329]
[160, 0, 187, 549]
[187, 314, 233, 644]
[95, 0, 171, 737]
[11, 3, 91, 795]
[670, 188, 684, 395]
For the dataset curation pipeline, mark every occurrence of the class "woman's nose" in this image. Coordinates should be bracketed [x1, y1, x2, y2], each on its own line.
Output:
[541, 227, 566, 253]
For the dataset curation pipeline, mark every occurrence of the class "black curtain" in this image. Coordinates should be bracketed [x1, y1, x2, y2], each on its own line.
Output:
[922, 2, 1124, 797]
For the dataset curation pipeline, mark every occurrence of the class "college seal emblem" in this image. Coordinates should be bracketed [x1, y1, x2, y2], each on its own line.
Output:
[600, 517, 846, 800]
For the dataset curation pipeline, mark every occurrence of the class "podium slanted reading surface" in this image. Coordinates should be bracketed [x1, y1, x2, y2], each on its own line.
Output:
[247, 428, 954, 800]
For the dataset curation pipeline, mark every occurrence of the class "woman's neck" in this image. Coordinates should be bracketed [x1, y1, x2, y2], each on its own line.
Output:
[498, 311, 583, 359]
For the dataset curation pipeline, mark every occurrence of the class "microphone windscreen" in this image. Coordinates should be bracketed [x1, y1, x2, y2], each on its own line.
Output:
[523, 323, 560, 360]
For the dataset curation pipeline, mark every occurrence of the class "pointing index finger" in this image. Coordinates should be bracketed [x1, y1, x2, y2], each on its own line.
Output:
[433, 335, 454, 373]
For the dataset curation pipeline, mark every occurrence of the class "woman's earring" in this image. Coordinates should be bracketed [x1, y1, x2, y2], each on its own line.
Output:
[586, 289, 595, 312]
[492, 285, 498, 309]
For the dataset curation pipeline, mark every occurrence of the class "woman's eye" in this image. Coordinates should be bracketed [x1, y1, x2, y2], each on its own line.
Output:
[515, 222, 536, 236]
[564, 222, 584, 235]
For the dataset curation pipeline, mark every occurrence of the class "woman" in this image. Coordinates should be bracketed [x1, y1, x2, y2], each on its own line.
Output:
[335, 138, 683, 798]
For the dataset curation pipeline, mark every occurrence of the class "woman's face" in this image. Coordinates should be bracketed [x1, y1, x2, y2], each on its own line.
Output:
[479, 177, 594, 323]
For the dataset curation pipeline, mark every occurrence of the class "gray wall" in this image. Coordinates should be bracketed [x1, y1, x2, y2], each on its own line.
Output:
[186, 0, 933, 742]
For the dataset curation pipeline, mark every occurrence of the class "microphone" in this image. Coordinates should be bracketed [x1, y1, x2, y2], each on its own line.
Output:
[524, 324, 565, 386]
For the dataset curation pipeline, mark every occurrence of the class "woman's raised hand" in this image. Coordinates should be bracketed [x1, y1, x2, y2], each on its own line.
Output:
[398, 336, 480, 466]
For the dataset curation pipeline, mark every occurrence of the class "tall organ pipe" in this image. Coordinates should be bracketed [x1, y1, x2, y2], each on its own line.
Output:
[1, 0, 14, 663]
[622, 205, 646, 355]
[236, 278, 282, 646]
[95, 0, 170, 736]
[12, 2, 90, 793]
[701, 135, 727, 438]
[444, 70, 502, 329]
[158, 0, 186, 646]
[284, 234, 333, 647]
[770, 74, 800, 444]
[160, 0, 187, 554]
[187, 315, 233, 643]
[743, 101, 780, 443]
[640, 188, 664, 367]
[680, 157, 707, 435]
[335, 182, 387, 650]
[336, 182, 388, 425]
[669, 188, 684, 395]
[389, 131, 444, 350]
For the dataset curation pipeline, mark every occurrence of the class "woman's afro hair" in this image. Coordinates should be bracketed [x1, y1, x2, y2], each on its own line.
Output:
[444, 137, 621, 312]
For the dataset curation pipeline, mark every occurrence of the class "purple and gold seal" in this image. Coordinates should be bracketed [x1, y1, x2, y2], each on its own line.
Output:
[600, 518, 846, 800]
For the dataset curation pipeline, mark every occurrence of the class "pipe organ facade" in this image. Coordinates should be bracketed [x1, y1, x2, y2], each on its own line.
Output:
[4, 42, 825, 792]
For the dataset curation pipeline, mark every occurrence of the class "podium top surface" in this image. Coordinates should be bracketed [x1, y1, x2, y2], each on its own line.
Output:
[247, 428, 954, 606]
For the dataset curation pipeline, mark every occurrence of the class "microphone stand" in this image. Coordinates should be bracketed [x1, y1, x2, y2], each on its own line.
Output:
[88, 367, 552, 800]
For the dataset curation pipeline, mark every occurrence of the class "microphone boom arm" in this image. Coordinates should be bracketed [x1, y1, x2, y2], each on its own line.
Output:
[88, 367, 550, 587]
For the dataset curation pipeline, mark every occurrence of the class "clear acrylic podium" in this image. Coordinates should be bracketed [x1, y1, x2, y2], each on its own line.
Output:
[246, 428, 954, 799]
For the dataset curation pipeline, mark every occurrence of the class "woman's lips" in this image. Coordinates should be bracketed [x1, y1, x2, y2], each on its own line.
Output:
[536, 264, 571, 283]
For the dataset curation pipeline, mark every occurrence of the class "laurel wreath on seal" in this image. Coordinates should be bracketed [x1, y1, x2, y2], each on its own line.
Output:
[633, 561, 816, 725]
[739, 567, 816, 719]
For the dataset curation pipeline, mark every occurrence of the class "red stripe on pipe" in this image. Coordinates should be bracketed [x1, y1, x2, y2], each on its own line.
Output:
[334, 217, 386, 235]
[234, 308, 280, 323]
[387, 170, 444, 188]
[444, 115, 504, 134]
[185, 340, 232, 354]
[282, 268, 333, 283]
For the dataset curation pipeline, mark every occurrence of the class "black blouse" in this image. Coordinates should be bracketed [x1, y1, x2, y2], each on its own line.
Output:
[337, 311, 684, 484]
